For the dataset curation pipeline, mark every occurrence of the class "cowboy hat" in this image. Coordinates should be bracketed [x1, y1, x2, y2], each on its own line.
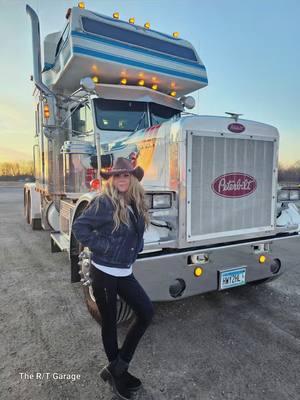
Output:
[100, 157, 144, 181]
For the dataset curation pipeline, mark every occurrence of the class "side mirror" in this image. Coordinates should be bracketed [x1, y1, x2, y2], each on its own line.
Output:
[80, 77, 96, 92]
[180, 96, 195, 110]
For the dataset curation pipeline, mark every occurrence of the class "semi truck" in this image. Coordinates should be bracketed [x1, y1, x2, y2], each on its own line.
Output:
[24, 3, 300, 324]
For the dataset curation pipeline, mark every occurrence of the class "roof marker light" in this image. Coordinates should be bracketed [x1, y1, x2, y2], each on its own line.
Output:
[78, 2, 85, 9]
[151, 84, 158, 90]
[173, 32, 179, 38]
[170, 91, 177, 97]
[120, 78, 127, 85]
[144, 22, 150, 29]
[113, 12, 120, 19]
[138, 79, 145, 86]
[129, 17, 135, 24]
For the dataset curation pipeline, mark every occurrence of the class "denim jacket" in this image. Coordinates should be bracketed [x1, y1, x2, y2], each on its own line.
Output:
[72, 194, 145, 269]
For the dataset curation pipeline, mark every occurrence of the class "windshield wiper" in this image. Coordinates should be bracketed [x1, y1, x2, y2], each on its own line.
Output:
[133, 111, 146, 133]
[151, 114, 161, 125]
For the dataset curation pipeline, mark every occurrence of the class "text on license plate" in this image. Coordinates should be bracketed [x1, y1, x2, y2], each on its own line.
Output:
[219, 267, 246, 290]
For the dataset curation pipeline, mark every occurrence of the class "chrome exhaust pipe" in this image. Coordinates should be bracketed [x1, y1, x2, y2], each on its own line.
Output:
[26, 4, 53, 96]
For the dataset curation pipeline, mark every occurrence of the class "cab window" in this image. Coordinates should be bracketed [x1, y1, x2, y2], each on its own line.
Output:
[94, 99, 148, 131]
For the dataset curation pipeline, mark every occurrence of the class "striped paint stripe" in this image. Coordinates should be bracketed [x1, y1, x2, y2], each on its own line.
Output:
[72, 31, 206, 71]
[73, 46, 208, 84]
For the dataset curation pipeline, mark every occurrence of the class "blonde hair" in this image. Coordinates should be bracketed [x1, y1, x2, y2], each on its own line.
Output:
[97, 174, 150, 234]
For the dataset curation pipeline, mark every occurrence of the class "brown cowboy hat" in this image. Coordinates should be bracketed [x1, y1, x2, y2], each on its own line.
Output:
[100, 157, 144, 181]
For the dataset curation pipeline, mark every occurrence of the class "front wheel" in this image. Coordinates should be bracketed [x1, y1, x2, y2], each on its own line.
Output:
[83, 283, 134, 325]
[78, 246, 134, 326]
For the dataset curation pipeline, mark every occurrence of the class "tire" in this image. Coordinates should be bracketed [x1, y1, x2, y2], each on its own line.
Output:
[31, 218, 42, 230]
[24, 189, 28, 220]
[83, 283, 134, 326]
[70, 254, 81, 283]
[51, 237, 61, 253]
[26, 192, 30, 225]
[27, 192, 42, 230]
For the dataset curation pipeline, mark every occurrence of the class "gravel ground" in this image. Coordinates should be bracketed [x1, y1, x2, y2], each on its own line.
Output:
[1, 182, 300, 400]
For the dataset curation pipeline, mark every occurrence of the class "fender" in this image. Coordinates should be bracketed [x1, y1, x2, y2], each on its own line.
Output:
[24, 182, 41, 220]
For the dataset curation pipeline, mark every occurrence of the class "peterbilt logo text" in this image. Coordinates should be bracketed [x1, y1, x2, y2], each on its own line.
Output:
[228, 123, 245, 133]
[211, 173, 257, 198]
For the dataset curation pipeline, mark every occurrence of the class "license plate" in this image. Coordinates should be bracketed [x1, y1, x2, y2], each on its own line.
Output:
[219, 267, 246, 290]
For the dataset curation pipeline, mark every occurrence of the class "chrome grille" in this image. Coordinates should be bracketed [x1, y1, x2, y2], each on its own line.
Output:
[187, 133, 276, 240]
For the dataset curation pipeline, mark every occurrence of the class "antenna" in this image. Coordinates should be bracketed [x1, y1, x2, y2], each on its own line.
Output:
[225, 112, 243, 122]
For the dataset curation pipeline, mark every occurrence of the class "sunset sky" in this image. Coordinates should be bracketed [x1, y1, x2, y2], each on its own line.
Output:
[0, 0, 299, 166]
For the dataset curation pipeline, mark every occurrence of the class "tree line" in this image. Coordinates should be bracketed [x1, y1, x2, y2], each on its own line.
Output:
[278, 162, 300, 184]
[0, 161, 34, 177]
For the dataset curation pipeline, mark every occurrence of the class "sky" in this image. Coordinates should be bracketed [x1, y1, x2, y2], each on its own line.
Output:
[0, 0, 299, 166]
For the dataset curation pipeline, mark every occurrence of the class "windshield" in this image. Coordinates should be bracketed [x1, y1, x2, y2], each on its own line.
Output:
[150, 103, 181, 125]
[94, 99, 148, 131]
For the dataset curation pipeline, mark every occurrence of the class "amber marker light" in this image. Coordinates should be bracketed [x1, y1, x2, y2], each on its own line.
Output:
[120, 78, 127, 85]
[92, 76, 99, 83]
[78, 2, 85, 8]
[90, 179, 100, 191]
[113, 12, 120, 19]
[173, 32, 179, 38]
[259, 255, 266, 264]
[151, 84, 158, 90]
[138, 79, 145, 86]
[144, 22, 150, 29]
[44, 103, 50, 119]
[194, 267, 203, 277]
[170, 91, 177, 97]
[129, 17, 135, 24]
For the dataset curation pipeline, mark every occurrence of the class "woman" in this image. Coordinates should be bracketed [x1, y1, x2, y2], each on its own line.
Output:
[72, 157, 154, 400]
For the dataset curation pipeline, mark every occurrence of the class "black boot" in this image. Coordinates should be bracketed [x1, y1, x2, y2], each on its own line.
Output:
[100, 354, 131, 400]
[123, 370, 142, 392]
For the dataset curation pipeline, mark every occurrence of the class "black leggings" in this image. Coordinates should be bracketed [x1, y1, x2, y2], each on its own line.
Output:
[90, 264, 155, 364]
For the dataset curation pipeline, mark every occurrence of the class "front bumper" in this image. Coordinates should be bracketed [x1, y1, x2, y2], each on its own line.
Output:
[132, 236, 294, 302]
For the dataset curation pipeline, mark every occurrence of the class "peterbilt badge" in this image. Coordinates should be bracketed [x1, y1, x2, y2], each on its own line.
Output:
[228, 123, 245, 133]
[211, 173, 257, 198]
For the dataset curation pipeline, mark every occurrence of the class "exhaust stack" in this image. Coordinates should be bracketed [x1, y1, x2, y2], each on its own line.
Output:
[26, 4, 52, 96]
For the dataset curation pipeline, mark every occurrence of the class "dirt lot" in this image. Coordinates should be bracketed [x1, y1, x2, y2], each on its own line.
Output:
[1, 182, 300, 400]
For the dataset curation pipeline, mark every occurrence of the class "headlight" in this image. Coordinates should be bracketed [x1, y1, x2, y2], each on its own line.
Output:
[277, 190, 289, 201]
[153, 194, 172, 209]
